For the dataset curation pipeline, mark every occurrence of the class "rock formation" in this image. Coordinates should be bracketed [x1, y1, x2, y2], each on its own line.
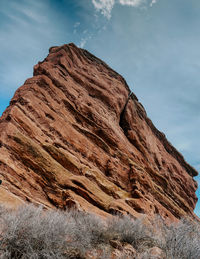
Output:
[0, 43, 198, 220]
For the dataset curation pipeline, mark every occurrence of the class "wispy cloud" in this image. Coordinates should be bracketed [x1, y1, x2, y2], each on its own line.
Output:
[79, 38, 87, 48]
[119, 0, 145, 7]
[92, 0, 159, 18]
[78, 32, 93, 48]
[92, 0, 115, 19]
[0, 0, 60, 98]
[10, 0, 48, 24]
[150, 0, 157, 7]
[73, 22, 81, 34]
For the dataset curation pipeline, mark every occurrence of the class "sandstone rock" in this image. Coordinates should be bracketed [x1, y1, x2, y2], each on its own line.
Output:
[112, 243, 137, 259]
[0, 43, 198, 220]
[138, 246, 166, 259]
[148, 246, 165, 258]
[122, 244, 137, 258]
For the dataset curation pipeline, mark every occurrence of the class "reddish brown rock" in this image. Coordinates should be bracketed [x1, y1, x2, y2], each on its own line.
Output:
[0, 43, 198, 220]
[112, 243, 137, 259]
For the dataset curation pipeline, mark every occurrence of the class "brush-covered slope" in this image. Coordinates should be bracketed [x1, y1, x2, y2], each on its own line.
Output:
[0, 43, 198, 220]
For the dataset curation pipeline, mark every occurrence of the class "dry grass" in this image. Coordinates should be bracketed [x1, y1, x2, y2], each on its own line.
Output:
[0, 204, 200, 258]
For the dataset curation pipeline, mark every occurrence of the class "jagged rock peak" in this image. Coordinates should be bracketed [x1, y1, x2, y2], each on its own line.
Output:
[0, 43, 198, 221]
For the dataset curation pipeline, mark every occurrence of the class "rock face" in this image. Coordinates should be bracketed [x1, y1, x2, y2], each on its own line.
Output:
[0, 43, 198, 220]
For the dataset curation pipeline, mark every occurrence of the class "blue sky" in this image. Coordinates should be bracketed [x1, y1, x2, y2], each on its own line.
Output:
[1, 0, 200, 215]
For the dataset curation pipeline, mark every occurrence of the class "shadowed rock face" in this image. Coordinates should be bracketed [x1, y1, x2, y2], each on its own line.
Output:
[0, 43, 198, 220]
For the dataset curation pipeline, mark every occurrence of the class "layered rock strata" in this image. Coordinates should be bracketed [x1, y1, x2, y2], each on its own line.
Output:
[0, 43, 198, 220]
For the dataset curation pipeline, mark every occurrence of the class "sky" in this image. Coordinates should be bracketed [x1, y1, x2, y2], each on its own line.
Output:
[1, 0, 200, 215]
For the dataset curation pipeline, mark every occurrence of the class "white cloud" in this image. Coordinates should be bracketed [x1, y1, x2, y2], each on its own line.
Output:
[0, 0, 61, 97]
[119, 0, 144, 7]
[78, 33, 92, 48]
[92, 0, 158, 19]
[92, 0, 115, 19]
[73, 22, 81, 34]
[74, 22, 80, 28]
[10, 1, 48, 23]
[6, 13, 29, 27]
[150, 0, 157, 7]
[79, 38, 87, 48]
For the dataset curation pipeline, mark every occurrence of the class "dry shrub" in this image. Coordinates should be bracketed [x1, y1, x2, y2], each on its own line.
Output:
[163, 217, 200, 259]
[0, 205, 107, 259]
[106, 214, 158, 251]
[0, 204, 200, 259]
[0, 205, 73, 258]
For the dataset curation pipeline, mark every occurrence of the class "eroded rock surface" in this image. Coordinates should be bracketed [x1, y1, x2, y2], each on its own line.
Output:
[0, 43, 198, 220]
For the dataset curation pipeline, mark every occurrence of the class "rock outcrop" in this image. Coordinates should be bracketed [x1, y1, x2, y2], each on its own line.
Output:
[0, 43, 198, 220]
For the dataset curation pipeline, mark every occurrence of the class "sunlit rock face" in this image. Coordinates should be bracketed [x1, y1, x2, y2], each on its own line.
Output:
[0, 43, 198, 220]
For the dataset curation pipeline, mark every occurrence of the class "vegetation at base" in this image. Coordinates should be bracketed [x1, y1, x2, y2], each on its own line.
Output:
[0, 204, 200, 258]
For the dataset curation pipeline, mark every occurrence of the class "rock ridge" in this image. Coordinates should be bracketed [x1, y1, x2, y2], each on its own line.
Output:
[0, 43, 198, 220]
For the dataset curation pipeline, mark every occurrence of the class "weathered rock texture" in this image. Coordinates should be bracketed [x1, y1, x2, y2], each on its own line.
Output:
[0, 43, 198, 220]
